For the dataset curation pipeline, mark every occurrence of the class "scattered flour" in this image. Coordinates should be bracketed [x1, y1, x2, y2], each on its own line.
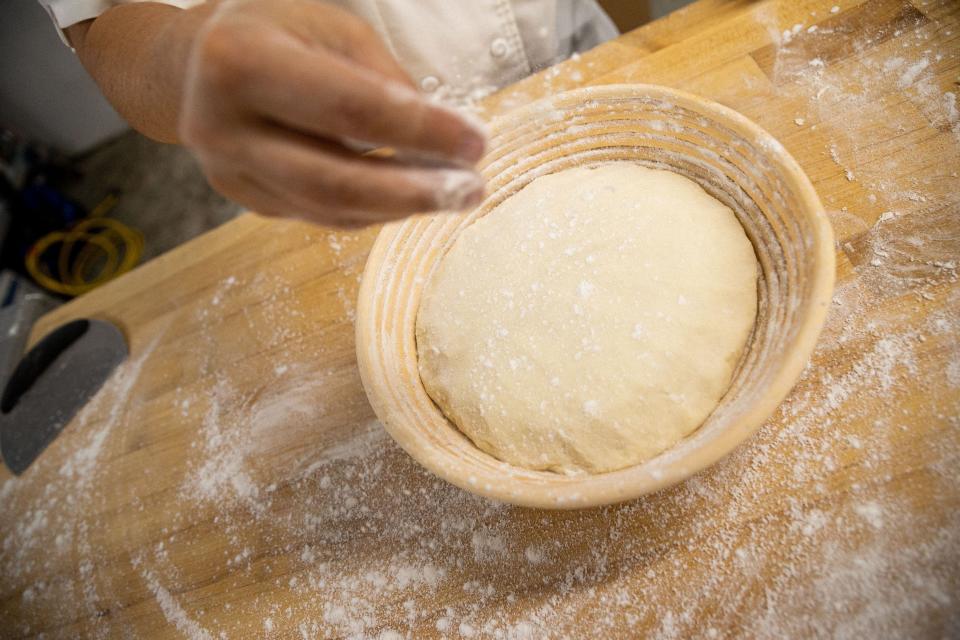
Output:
[135, 559, 213, 640]
[897, 58, 930, 88]
[3, 5, 959, 639]
[854, 501, 884, 529]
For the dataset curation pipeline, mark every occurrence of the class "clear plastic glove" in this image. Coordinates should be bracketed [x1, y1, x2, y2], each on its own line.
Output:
[178, 0, 487, 227]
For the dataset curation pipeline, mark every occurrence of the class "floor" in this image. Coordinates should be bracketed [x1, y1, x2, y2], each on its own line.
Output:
[65, 132, 240, 262]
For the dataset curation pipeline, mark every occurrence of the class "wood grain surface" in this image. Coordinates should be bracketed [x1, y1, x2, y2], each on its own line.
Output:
[2, 0, 958, 638]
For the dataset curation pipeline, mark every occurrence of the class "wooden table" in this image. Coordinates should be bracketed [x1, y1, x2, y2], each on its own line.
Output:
[2, 0, 958, 637]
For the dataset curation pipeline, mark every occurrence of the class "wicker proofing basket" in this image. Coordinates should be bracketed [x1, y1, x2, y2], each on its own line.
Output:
[355, 84, 835, 509]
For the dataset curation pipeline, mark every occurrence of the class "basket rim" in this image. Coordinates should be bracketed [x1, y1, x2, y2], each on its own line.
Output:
[356, 83, 836, 509]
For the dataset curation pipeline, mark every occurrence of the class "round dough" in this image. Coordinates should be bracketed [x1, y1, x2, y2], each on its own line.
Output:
[416, 164, 757, 474]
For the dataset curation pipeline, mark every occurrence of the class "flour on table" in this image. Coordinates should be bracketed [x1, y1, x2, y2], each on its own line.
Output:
[3, 6, 959, 639]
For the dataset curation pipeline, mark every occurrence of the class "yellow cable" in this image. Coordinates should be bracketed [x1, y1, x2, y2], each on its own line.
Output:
[88, 192, 119, 218]
[25, 208, 144, 297]
[70, 219, 142, 285]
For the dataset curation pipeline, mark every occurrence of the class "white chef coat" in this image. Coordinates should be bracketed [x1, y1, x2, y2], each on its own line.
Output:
[39, 0, 616, 105]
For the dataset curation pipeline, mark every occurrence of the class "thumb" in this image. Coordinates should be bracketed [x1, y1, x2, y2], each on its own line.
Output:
[307, 6, 415, 89]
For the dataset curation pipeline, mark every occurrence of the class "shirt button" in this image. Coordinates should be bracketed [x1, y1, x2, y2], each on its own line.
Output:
[420, 76, 440, 92]
[490, 38, 509, 59]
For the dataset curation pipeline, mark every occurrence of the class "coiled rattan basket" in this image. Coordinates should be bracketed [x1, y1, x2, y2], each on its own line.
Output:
[356, 84, 835, 509]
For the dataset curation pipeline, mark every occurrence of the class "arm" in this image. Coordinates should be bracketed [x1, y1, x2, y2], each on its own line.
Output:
[65, 0, 486, 227]
[67, 2, 215, 143]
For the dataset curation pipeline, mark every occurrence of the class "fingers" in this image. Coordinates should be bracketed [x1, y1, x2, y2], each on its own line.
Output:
[329, 16, 415, 89]
[237, 125, 485, 219]
[200, 125, 484, 226]
[210, 27, 486, 165]
[208, 167, 384, 229]
[206, 168, 314, 221]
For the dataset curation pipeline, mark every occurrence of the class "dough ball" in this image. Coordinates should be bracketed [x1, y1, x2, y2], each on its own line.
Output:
[416, 164, 757, 474]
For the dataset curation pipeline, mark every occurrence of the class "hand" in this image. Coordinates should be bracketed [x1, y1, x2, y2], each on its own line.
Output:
[178, 0, 487, 227]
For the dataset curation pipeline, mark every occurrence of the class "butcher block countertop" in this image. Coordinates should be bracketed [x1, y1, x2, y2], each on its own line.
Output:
[2, 0, 958, 637]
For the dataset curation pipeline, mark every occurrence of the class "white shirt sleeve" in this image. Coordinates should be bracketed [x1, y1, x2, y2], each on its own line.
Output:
[38, 0, 205, 45]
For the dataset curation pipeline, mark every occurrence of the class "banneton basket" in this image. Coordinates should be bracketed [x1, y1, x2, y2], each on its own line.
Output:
[355, 84, 835, 509]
